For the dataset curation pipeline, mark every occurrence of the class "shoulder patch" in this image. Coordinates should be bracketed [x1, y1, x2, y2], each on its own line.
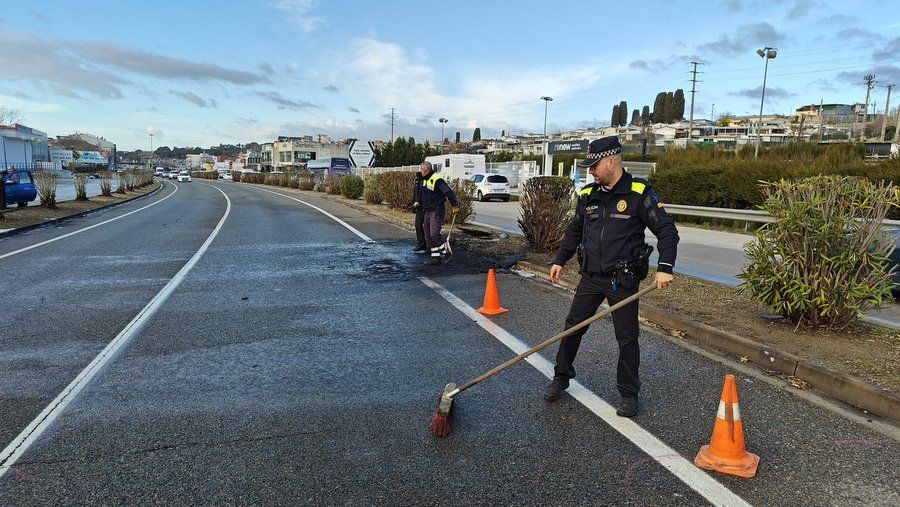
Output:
[630, 181, 646, 195]
[579, 185, 594, 196]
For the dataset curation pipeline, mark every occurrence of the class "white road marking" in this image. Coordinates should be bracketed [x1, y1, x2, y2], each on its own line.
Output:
[0, 180, 177, 261]
[0, 184, 231, 480]
[418, 276, 752, 507]
[249, 186, 374, 243]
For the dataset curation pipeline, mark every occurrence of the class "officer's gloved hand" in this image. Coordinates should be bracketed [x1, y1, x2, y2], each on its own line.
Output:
[412, 201, 420, 209]
[451, 206, 460, 213]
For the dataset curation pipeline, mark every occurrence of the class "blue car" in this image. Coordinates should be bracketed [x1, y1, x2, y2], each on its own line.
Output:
[1, 170, 38, 209]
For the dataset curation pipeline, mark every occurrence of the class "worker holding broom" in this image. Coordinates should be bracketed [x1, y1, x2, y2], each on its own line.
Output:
[417, 161, 459, 265]
[546, 136, 679, 417]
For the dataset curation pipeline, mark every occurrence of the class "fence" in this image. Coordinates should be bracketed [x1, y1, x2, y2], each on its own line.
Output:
[4, 162, 57, 172]
[352, 160, 539, 193]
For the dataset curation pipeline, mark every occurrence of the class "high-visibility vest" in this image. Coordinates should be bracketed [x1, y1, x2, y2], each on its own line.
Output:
[423, 172, 444, 191]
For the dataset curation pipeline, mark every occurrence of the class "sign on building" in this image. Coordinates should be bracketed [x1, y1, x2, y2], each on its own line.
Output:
[49, 149, 74, 165]
[76, 151, 109, 165]
[348, 140, 375, 168]
[547, 140, 589, 155]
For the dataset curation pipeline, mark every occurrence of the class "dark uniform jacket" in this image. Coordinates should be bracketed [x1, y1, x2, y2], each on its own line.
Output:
[553, 171, 679, 275]
[413, 171, 424, 206]
[418, 170, 460, 211]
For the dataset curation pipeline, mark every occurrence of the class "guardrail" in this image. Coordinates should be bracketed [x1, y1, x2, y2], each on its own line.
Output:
[665, 204, 900, 227]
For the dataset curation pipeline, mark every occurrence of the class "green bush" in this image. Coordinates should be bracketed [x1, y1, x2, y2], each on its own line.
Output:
[265, 173, 283, 186]
[517, 176, 574, 251]
[379, 171, 417, 210]
[739, 176, 898, 330]
[242, 173, 264, 184]
[340, 174, 365, 199]
[443, 178, 476, 224]
[363, 174, 383, 204]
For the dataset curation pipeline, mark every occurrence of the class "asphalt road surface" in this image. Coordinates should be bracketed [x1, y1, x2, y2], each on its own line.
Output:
[1, 181, 897, 505]
[472, 200, 900, 328]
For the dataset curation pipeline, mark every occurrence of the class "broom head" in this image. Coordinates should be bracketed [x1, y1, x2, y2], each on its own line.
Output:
[428, 382, 456, 437]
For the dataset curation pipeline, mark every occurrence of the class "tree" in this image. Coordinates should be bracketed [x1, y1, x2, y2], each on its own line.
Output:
[472, 128, 481, 142]
[373, 137, 440, 167]
[665, 92, 676, 123]
[641, 105, 650, 125]
[611, 105, 620, 127]
[618, 101, 628, 127]
[630, 109, 640, 126]
[501, 130, 506, 137]
[673, 89, 686, 121]
[455, 132, 461, 143]
[0, 105, 23, 125]
[652, 92, 666, 123]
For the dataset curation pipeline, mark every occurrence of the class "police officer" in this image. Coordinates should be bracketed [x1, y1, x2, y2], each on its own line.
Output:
[412, 170, 428, 253]
[544, 136, 679, 417]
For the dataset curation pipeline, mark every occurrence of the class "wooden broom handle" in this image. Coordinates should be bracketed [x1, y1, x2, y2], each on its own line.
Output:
[451, 284, 657, 397]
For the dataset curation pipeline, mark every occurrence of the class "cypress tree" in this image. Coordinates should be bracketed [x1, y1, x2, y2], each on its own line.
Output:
[665, 92, 675, 123]
[472, 127, 481, 142]
[611, 105, 620, 127]
[652, 92, 666, 123]
[631, 109, 640, 126]
[673, 89, 686, 121]
[455, 131, 460, 143]
[618, 101, 628, 127]
[641, 105, 650, 124]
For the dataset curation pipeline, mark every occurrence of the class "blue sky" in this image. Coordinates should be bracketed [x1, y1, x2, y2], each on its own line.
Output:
[1, 0, 899, 150]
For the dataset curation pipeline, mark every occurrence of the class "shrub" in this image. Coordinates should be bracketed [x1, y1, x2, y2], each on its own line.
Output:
[232, 172, 242, 183]
[298, 170, 314, 190]
[326, 173, 342, 195]
[265, 173, 284, 186]
[74, 174, 89, 201]
[314, 179, 327, 192]
[363, 174, 383, 204]
[443, 178, 476, 224]
[242, 173, 264, 184]
[517, 176, 574, 251]
[33, 172, 58, 208]
[379, 171, 416, 210]
[340, 174, 365, 199]
[99, 171, 112, 196]
[115, 172, 127, 194]
[739, 176, 899, 330]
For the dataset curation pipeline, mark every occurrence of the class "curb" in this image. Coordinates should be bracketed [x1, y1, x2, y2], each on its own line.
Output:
[0, 181, 165, 240]
[516, 259, 900, 423]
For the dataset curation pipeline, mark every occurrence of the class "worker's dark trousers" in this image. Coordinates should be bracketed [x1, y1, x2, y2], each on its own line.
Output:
[423, 209, 446, 258]
[414, 208, 426, 250]
[554, 271, 641, 398]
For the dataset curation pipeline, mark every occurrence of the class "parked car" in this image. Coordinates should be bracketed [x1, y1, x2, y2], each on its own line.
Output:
[0, 170, 37, 209]
[469, 173, 510, 202]
[886, 227, 900, 299]
[220, 172, 233, 181]
[177, 171, 192, 182]
[154, 168, 165, 177]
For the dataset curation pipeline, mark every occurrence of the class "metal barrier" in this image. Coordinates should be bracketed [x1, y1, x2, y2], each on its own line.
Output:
[665, 204, 900, 227]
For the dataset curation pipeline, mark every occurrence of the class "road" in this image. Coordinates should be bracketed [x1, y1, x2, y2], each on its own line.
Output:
[0, 181, 897, 505]
[472, 200, 900, 328]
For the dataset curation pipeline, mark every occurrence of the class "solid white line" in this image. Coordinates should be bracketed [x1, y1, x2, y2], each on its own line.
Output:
[0, 180, 178, 261]
[0, 184, 231, 480]
[418, 276, 751, 507]
[249, 186, 374, 243]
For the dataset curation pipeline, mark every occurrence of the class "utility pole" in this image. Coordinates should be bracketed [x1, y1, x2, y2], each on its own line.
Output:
[895, 104, 900, 142]
[861, 74, 876, 141]
[540, 96, 553, 138]
[389, 108, 396, 142]
[438, 117, 448, 154]
[711, 103, 715, 124]
[819, 99, 825, 139]
[881, 84, 894, 141]
[688, 61, 702, 141]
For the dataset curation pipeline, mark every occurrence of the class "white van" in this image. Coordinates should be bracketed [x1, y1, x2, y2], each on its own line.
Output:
[424, 154, 486, 181]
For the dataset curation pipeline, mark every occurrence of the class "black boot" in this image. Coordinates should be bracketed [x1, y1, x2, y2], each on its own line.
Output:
[616, 395, 639, 417]
[413, 245, 427, 253]
[543, 377, 569, 402]
[424, 256, 441, 266]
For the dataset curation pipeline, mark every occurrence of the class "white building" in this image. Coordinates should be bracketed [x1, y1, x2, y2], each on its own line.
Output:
[1, 123, 49, 169]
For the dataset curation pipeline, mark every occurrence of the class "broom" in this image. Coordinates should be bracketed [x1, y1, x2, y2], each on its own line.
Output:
[442, 212, 457, 260]
[429, 283, 657, 437]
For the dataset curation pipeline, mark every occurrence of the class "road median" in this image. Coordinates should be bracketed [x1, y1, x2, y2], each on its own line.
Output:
[0, 181, 163, 239]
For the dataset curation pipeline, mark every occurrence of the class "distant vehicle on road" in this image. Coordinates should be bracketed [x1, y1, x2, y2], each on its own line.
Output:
[306, 157, 351, 182]
[167, 171, 180, 179]
[425, 154, 485, 181]
[469, 173, 510, 202]
[154, 168, 165, 177]
[0, 170, 37, 208]
[177, 171, 192, 182]
[220, 172, 233, 181]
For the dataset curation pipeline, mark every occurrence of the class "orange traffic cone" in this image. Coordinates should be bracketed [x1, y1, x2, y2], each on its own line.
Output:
[694, 374, 760, 478]
[476, 269, 508, 316]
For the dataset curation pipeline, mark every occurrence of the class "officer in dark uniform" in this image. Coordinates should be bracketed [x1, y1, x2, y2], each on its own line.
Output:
[412, 170, 427, 253]
[544, 136, 679, 417]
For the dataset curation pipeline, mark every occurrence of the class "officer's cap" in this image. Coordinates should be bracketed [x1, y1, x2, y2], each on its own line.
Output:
[577, 136, 622, 168]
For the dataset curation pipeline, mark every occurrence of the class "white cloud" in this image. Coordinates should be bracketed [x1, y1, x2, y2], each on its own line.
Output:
[272, 0, 323, 32]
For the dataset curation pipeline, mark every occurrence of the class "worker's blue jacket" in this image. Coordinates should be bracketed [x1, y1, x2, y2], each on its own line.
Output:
[418, 170, 459, 211]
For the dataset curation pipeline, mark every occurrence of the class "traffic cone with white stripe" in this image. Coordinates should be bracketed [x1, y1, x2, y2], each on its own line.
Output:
[694, 374, 760, 478]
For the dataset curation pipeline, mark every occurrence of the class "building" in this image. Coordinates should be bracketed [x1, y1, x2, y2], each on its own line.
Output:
[271, 137, 349, 171]
[52, 132, 117, 170]
[186, 153, 216, 170]
[793, 103, 863, 124]
[1, 123, 50, 170]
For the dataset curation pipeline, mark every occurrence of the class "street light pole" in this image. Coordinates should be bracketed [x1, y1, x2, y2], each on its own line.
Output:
[541, 96, 553, 137]
[148, 132, 154, 168]
[755, 47, 776, 158]
[438, 117, 448, 154]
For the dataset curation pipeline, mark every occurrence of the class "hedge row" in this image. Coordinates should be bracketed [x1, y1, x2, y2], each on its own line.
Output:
[648, 144, 900, 217]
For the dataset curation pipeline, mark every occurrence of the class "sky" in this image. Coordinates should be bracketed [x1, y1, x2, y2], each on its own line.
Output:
[1, 0, 899, 150]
